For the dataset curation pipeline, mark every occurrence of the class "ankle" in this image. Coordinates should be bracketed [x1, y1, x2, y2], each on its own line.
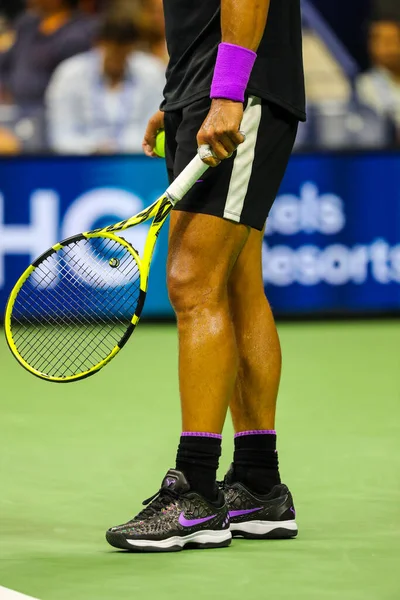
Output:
[176, 432, 222, 501]
[232, 430, 281, 495]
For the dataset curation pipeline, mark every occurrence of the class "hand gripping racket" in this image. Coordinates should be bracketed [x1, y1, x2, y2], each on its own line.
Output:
[5, 148, 213, 383]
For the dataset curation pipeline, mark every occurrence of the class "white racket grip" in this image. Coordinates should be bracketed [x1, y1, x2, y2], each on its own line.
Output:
[166, 153, 209, 205]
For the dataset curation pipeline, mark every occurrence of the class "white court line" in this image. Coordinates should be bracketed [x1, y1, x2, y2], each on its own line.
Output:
[0, 587, 39, 600]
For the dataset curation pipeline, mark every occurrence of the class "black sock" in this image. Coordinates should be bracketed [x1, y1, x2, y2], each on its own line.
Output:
[232, 429, 281, 495]
[176, 432, 222, 501]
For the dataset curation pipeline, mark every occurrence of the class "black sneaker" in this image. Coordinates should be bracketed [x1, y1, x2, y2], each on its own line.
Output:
[222, 467, 298, 539]
[106, 469, 232, 552]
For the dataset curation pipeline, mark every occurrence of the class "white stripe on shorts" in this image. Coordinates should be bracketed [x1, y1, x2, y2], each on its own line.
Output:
[223, 96, 262, 223]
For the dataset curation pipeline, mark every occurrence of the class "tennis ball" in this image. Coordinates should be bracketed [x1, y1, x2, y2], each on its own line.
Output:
[154, 129, 165, 158]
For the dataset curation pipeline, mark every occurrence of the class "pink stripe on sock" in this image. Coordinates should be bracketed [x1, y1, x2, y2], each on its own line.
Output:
[234, 430, 276, 438]
[182, 431, 222, 439]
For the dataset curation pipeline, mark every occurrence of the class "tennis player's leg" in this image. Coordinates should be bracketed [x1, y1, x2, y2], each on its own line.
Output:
[168, 211, 249, 434]
[224, 230, 298, 539]
[163, 96, 297, 508]
[167, 211, 249, 497]
[106, 99, 251, 553]
[106, 212, 248, 552]
[160, 96, 263, 507]
[229, 227, 281, 435]
[222, 103, 299, 539]
[106, 97, 297, 551]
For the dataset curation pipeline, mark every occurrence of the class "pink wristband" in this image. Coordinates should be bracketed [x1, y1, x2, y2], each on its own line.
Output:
[210, 42, 257, 103]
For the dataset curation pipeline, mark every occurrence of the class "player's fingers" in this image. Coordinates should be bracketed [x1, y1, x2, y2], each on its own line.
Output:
[197, 143, 220, 167]
[218, 133, 237, 156]
[199, 153, 220, 167]
[198, 129, 244, 161]
[198, 132, 231, 160]
[143, 148, 159, 158]
[143, 136, 157, 156]
[142, 140, 158, 157]
[228, 129, 246, 147]
[143, 112, 164, 157]
[209, 139, 232, 161]
[142, 127, 157, 156]
[200, 156, 221, 167]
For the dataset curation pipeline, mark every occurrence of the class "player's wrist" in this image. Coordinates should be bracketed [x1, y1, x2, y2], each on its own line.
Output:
[210, 97, 242, 107]
[210, 42, 257, 103]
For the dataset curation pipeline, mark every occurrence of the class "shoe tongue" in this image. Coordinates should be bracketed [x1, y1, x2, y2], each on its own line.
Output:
[161, 469, 190, 493]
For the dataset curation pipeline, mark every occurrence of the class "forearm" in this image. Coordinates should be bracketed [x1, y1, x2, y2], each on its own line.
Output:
[221, 0, 270, 51]
[200, 0, 269, 165]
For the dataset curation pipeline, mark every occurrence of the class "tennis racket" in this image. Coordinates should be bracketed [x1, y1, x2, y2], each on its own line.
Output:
[5, 147, 213, 383]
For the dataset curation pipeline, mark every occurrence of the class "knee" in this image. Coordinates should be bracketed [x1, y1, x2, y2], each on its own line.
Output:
[167, 263, 221, 317]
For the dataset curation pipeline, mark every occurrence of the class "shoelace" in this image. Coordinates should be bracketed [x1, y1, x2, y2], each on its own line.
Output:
[134, 488, 180, 520]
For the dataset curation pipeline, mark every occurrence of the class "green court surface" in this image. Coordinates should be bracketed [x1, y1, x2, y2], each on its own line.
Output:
[1, 321, 399, 600]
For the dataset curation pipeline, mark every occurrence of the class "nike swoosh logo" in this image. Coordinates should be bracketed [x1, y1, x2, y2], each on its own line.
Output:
[178, 512, 216, 528]
[228, 507, 262, 518]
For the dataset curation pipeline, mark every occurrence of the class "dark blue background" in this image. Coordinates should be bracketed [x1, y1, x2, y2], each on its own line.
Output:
[311, 0, 371, 69]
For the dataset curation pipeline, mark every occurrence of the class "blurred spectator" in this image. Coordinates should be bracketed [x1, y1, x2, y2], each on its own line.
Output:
[0, 13, 15, 55]
[0, 102, 47, 153]
[0, 126, 21, 154]
[0, 1, 25, 21]
[302, 26, 351, 106]
[356, 15, 400, 139]
[296, 2, 397, 151]
[0, 0, 97, 109]
[78, 0, 101, 14]
[46, 10, 165, 154]
[137, 0, 167, 63]
[111, 0, 167, 63]
[0, 0, 103, 19]
[295, 101, 394, 150]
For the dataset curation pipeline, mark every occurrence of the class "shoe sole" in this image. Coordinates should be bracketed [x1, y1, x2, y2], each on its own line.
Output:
[230, 519, 298, 539]
[106, 529, 232, 552]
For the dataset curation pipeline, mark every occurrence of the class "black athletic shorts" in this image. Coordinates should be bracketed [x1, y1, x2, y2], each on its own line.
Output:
[164, 95, 298, 231]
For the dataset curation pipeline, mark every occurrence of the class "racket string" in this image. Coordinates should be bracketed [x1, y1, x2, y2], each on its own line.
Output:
[19, 287, 137, 373]
[12, 283, 113, 359]
[28, 273, 138, 374]
[14, 241, 140, 330]
[10, 237, 141, 378]
[14, 275, 139, 373]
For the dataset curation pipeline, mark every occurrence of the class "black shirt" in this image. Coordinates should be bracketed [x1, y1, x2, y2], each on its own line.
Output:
[162, 0, 306, 121]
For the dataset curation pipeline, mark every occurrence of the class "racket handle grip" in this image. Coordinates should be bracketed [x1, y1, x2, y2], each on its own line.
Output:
[166, 153, 210, 204]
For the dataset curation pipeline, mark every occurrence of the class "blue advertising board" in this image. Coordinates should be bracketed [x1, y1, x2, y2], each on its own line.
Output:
[264, 152, 400, 312]
[0, 151, 399, 318]
[0, 155, 171, 318]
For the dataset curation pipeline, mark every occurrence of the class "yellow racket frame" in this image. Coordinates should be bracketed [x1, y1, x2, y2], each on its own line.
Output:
[5, 195, 172, 382]
[5, 152, 210, 383]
